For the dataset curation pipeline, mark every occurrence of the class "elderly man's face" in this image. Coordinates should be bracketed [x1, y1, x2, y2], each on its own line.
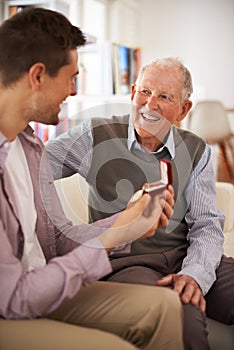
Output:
[131, 65, 191, 149]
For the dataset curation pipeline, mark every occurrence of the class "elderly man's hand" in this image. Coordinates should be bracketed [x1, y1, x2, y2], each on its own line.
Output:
[157, 185, 174, 228]
[156, 273, 206, 313]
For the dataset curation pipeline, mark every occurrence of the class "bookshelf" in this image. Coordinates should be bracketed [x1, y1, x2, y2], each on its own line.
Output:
[2, 0, 69, 19]
[44, 41, 141, 142]
[30, 40, 141, 142]
[112, 43, 141, 95]
[63, 41, 141, 125]
[77, 41, 141, 98]
[2, 0, 142, 142]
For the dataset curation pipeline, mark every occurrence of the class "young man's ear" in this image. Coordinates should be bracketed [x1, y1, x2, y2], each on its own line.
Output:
[177, 100, 193, 122]
[28, 63, 46, 91]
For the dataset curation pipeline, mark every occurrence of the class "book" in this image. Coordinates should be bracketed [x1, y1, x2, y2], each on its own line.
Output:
[112, 44, 141, 95]
[118, 45, 130, 94]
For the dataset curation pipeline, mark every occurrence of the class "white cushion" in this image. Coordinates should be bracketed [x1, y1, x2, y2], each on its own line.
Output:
[216, 182, 234, 232]
[54, 174, 89, 224]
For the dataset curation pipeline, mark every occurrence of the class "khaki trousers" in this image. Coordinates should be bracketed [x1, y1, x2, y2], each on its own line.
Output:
[0, 281, 184, 350]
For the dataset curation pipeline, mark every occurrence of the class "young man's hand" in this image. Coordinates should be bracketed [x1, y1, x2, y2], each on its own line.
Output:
[99, 186, 174, 250]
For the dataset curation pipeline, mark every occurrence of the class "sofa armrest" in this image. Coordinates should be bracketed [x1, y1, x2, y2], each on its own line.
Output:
[216, 182, 234, 232]
[55, 174, 89, 224]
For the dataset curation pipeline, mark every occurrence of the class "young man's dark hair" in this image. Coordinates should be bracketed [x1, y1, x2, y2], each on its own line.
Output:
[0, 7, 86, 87]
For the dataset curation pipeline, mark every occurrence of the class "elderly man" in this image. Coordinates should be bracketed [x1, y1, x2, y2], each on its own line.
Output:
[47, 57, 234, 349]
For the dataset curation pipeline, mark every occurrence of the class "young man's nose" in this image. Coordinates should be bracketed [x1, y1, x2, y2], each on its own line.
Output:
[70, 80, 77, 96]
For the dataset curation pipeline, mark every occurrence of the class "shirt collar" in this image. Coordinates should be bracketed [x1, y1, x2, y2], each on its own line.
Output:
[20, 125, 41, 146]
[0, 132, 7, 147]
[0, 125, 36, 147]
[0, 132, 10, 168]
[127, 116, 175, 159]
[0, 125, 39, 169]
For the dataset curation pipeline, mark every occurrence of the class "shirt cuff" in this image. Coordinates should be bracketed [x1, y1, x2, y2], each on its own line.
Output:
[109, 242, 131, 256]
[178, 264, 216, 295]
[74, 238, 112, 286]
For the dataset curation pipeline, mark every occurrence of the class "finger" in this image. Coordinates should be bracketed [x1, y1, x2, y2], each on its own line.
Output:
[161, 199, 174, 219]
[199, 296, 206, 313]
[173, 278, 187, 296]
[163, 187, 175, 208]
[167, 184, 174, 197]
[158, 212, 169, 228]
[180, 283, 196, 304]
[191, 290, 206, 313]
[190, 288, 202, 307]
[156, 274, 173, 286]
[128, 193, 151, 214]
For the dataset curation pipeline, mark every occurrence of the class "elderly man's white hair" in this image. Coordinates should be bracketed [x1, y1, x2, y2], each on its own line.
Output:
[135, 57, 193, 101]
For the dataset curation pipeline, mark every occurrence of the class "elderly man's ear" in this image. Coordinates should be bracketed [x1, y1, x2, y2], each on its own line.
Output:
[177, 100, 193, 122]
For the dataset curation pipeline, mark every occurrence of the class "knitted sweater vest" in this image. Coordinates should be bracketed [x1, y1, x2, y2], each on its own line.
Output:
[86, 115, 206, 254]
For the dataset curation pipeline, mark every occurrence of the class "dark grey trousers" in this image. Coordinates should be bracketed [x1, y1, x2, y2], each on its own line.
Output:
[102, 245, 234, 350]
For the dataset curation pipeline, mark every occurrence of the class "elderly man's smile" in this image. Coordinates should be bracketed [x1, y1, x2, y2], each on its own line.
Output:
[141, 112, 161, 122]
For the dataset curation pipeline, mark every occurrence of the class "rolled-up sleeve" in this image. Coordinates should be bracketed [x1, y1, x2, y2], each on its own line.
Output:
[46, 120, 93, 180]
[0, 221, 111, 320]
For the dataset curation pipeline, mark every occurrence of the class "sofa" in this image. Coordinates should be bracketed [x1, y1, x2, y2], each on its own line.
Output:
[55, 175, 234, 349]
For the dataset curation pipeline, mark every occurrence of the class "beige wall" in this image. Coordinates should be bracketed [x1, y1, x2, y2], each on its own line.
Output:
[136, 0, 234, 109]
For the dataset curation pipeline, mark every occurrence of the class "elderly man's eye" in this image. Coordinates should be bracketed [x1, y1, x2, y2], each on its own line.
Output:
[161, 94, 170, 100]
[139, 89, 151, 96]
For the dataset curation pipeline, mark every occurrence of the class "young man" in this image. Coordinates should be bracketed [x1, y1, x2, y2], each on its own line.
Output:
[0, 8, 184, 350]
[46, 57, 234, 349]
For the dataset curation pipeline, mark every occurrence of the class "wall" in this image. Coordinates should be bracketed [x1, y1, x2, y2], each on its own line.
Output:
[0, 1, 3, 22]
[109, 0, 140, 47]
[1, 0, 233, 110]
[137, 0, 234, 109]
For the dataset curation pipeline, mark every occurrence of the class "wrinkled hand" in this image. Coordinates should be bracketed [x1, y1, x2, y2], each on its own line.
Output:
[139, 185, 174, 239]
[157, 185, 174, 228]
[156, 273, 206, 313]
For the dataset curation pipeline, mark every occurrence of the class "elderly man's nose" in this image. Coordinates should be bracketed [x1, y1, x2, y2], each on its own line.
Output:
[146, 95, 159, 110]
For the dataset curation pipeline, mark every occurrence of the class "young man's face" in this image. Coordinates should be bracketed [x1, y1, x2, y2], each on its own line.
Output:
[31, 49, 78, 126]
[131, 65, 191, 147]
